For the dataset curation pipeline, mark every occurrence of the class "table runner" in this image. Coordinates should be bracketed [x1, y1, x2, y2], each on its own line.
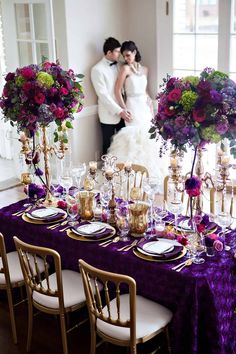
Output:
[0, 200, 235, 354]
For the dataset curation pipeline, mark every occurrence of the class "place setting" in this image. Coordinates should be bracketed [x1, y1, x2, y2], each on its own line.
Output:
[67, 221, 116, 242]
[22, 207, 67, 225]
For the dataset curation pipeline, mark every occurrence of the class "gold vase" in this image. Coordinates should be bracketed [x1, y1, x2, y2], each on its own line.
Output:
[129, 203, 149, 236]
[78, 191, 95, 220]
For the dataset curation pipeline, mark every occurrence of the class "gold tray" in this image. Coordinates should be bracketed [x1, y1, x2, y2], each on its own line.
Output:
[67, 225, 116, 242]
[22, 213, 67, 225]
[133, 246, 187, 262]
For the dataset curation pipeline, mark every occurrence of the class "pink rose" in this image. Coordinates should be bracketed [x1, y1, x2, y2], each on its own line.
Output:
[193, 109, 206, 123]
[42, 62, 52, 69]
[34, 92, 45, 104]
[49, 87, 58, 96]
[55, 107, 65, 119]
[21, 67, 35, 79]
[176, 235, 188, 246]
[60, 87, 69, 95]
[186, 188, 201, 197]
[167, 88, 182, 102]
[49, 103, 57, 112]
[197, 224, 206, 233]
[57, 200, 67, 209]
[213, 240, 223, 252]
[164, 106, 175, 116]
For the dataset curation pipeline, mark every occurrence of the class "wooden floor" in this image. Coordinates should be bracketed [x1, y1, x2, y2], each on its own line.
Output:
[0, 186, 168, 354]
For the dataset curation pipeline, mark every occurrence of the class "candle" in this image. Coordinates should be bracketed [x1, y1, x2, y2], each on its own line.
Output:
[89, 161, 97, 170]
[170, 157, 177, 168]
[19, 132, 27, 142]
[221, 156, 230, 166]
[105, 168, 113, 177]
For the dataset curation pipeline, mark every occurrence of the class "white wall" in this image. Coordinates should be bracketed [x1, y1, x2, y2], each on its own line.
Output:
[61, 0, 128, 164]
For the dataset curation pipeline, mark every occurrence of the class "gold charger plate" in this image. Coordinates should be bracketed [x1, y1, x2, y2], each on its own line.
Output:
[67, 225, 116, 242]
[133, 246, 187, 262]
[22, 213, 67, 225]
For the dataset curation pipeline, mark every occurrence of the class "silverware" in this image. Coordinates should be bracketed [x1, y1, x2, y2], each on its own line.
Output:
[59, 225, 71, 232]
[12, 205, 32, 216]
[172, 260, 189, 271]
[175, 259, 193, 272]
[117, 240, 138, 252]
[100, 237, 120, 247]
[47, 220, 68, 230]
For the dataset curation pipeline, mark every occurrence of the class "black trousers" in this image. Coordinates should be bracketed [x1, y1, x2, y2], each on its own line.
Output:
[100, 120, 125, 155]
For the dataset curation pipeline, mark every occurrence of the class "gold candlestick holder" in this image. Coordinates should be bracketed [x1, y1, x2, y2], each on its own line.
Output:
[19, 126, 68, 205]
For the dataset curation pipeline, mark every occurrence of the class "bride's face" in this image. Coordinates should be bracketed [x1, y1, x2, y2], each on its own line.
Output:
[122, 50, 136, 65]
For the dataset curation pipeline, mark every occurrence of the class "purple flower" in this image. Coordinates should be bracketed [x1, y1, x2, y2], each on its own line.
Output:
[175, 116, 186, 127]
[210, 90, 222, 103]
[35, 167, 44, 176]
[185, 176, 202, 197]
[197, 80, 212, 92]
[216, 120, 229, 134]
[28, 183, 46, 200]
[213, 239, 224, 252]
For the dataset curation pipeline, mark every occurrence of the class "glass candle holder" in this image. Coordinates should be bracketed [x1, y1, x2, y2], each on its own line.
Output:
[78, 191, 95, 220]
[129, 203, 149, 236]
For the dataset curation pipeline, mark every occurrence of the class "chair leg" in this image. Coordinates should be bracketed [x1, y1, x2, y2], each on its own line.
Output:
[165, 327, 172, 354]
[90, 324, 96, 354]
[130, 344, 137, 354]
[26, 299, 34, 352]
[59, 313, 68, 354]
[6, 287, 17, 344]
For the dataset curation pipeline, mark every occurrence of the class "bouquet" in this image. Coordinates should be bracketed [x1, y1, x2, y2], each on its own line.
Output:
[149, 68, 236, 157]
[0, 61, 84, 142]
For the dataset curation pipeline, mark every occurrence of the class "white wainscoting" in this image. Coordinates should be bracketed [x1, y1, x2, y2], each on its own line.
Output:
[71, 105, 102, 164]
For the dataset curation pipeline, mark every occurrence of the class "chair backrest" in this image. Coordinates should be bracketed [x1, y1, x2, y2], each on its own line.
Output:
[0, 233, 11, 289]
[13, 237, 64, 307]
[79, 259, 136, 340]
[116, 163, 149, 201]
[209, 186, 235, 216]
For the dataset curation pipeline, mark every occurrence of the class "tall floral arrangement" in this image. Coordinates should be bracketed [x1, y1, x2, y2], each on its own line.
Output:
[149, 68, 236, 157]
[0, 61, 84, 143]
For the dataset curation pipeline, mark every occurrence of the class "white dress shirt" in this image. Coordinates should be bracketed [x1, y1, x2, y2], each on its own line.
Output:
[91, 57, 123, 124]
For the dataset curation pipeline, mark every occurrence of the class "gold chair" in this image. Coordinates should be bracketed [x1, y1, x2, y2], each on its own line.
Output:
[14, 237, 88, 354]
[116, 163, 149, 201]
[209, 186, 235, 216]
[0, 232, 45, 344]
[79, 259, 173, 354]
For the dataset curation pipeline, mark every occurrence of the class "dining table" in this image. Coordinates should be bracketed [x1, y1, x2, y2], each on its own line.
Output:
[0, 199, 235, 354]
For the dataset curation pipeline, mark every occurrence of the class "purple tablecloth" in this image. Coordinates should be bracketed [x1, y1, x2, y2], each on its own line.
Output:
[0, 200, 235, 354]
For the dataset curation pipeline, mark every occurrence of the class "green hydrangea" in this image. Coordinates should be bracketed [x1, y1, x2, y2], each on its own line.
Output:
[201, 126, 222, 143]
[179, 91, 198, 112]
[209, 70, 229, 81]
[183, 76, 199, 86]
[36, 72, 54, 88]
[15, 75, 25, 86]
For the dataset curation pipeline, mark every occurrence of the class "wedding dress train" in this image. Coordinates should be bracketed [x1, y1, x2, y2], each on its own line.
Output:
[108, 72, 169, 183]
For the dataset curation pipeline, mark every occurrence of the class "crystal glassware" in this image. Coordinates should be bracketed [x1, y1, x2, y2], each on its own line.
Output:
[66, 196, 79, 226]
[59, 175, 73, 198]
[71, 163, 86, 190]
[116, 214, 130, 242]
[216, 211, 232, 251]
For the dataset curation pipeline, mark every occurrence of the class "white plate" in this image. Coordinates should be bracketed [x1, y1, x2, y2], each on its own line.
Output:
[76, 222, 106, 235]
[26, 207, 66, 220]
[137, 238, 182, 257]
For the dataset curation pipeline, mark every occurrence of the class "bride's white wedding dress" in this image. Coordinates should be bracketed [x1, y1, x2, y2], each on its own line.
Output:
[108, 72, 169, 182]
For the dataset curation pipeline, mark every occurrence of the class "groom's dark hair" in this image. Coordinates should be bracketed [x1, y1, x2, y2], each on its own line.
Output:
[103, 37, 121, 54]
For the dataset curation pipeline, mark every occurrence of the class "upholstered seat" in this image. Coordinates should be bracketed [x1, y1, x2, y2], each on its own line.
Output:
[33, 270, 86, 309]
[97, 294, 172, 341]
[79, 259, 173, 354]
[0, 252, 45, 285]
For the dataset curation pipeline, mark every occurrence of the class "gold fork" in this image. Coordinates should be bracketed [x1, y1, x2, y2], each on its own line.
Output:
[47, 220, 68, 230]
[117, 240, 138, 252]
[175, 259, 193, 272]
[12, 205, 32, 216]
[100, 237, 120, 247]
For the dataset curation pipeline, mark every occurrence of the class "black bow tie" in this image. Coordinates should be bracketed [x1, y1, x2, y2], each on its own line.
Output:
[110, 61, 117, 66]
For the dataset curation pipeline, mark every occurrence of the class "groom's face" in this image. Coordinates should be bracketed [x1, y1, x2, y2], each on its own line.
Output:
[108, 48, 120, 62]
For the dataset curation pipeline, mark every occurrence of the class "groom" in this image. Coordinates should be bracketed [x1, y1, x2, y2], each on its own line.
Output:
[91, 37, 131, 155]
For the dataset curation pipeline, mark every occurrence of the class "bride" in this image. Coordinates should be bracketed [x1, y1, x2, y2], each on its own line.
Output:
[108, 40, 169, 181]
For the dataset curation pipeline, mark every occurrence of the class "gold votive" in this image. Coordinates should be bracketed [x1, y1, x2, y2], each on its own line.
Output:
[78, 191, 95, 220]
[129, 202, 149, 236]
[21, 172, 32, 185]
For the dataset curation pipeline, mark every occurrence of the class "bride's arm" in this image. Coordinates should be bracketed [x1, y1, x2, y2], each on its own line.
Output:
[145, 67, 154, 116]
[115, 65, 129, 109]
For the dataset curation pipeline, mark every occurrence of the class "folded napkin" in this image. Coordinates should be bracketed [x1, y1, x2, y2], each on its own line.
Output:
[76, 223, 105, 235]
[72, 222, 112, 239]
[137, 239, 183, 259]
[141, 241, 173, 255]
[27, 207, 65, 221]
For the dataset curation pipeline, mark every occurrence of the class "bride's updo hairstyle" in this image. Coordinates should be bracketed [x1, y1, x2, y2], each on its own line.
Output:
[121, 41, 142, 62]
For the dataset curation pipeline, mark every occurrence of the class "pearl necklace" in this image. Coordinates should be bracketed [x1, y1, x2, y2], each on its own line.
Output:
[129, 62, 142, 75]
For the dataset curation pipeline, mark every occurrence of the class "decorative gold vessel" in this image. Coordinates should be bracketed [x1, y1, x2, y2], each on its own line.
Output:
[129, 203, 149, 236]
[78, 191, 95, 220]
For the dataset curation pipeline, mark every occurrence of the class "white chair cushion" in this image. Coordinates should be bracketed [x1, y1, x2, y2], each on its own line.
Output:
[0, 252, 45, 285]
[32, 270, 86, 309]
[97, 294, 173, 341]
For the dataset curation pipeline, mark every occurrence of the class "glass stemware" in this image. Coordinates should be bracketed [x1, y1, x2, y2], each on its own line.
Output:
[66, 196, 79, 226]
[71, 163, 86, 190]
[59, 175, 73, 198]
[188, 232, 205, 264]
[166, 181, 183, 230]
[143, 177, 161, 234]
[116, 214, 130, 242]
[216, 211, 232, 251]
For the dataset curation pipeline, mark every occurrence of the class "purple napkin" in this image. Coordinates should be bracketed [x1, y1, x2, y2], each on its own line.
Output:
[27, 207, 65, 222]
[137, 239, 183, 259]
[71, 222, 112, 239]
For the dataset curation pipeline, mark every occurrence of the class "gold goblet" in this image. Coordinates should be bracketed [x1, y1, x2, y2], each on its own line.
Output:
[129, 203, 149, 237]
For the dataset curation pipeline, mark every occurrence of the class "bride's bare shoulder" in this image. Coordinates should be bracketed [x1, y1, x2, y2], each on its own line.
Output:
[142, 66, 148, 75]
[119, 63, 131, 73]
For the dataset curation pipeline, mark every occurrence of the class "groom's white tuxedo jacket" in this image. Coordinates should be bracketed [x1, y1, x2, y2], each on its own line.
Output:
[91, 57, 122, 125]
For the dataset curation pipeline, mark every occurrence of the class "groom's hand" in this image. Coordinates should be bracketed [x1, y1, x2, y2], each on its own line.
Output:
[120, 110, 132, 122]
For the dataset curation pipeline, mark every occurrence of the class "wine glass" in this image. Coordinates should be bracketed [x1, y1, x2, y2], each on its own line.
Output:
[116, 214, 130, 242]
[188, 232, 205, 264]
[59, 175, 73, 198]
[167, 182, 183, 229]
[66, 196, 79, 226]
[216, 211, 232, 251]
[71, 163, 86, 190]
[143, 177, 161, 234]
